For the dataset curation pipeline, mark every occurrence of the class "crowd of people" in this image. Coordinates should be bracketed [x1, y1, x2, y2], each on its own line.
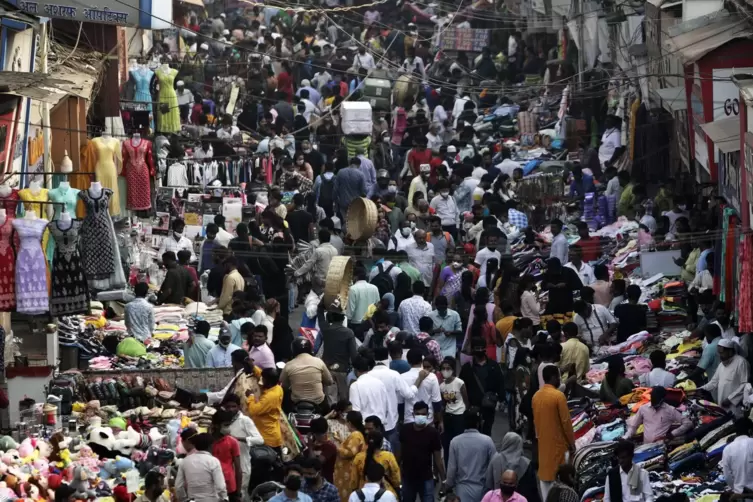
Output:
[114, 2, 753, 502]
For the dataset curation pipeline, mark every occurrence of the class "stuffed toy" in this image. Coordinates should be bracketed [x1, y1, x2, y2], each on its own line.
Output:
[0, 482, 16, 500]
[84, 426, 118, 459]
[69, 466, 96, 500]
[2, 449, 20, 466]
[0, 437, 17, 451]
[113, 428, 141, 457]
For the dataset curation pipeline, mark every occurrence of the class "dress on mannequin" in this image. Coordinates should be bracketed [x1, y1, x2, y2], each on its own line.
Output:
[12, 217, 49, 314]
[18, 187, 52, 261]
[48, 184, 80, 220]
[0, 188, 19, 216]
[156, 66, 181, 133]
[48, 219, 90, 315]
[78, 188, 116, 279]
[131, 67, 155, 129]
[85, 137, 122, 216]
[0, 215, 16, 310]
[122, 137, 155, 211]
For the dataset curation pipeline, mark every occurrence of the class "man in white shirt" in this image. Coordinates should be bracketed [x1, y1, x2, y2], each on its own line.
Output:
[701, 339, 751, 416]
[388, 222, 416, 252]
[639, 351, 676, 388]
[406, 231, 435, 288]
[474, 232, 502, 288]
[399, 348, 442, 424]
[662, 196, 689, 235]
[573, 300, 617, 349]
[721, 418, 753, 494]
[565, 245, 595, 285]
[550, 219, 569, 266]
[353, 47, 376, 70]
[349, 357, 390, 425]
[214, 215, 234, 247]
[348, 464, 398, 502]
[159, 219, 196, 262]
[603, 440, 653, 502]
[401, 48, 426, 81]
[370, 347, 426, 445]
[452, 94, 474, 129]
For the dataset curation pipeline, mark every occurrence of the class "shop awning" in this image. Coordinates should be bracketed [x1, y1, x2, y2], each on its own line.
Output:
[179, 0, 205, 7]
[0, 71, 94, 103]
[654, 86, 687, 113]
[664, 13, 753, 64]
[701, 116, 741, 153]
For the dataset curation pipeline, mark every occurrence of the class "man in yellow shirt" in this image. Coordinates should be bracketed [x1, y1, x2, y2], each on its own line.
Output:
[496, 303, 518, 365]
[559, 322, 590, 380]
[247, 367, 284, 449]
[218, 257, 245, 316]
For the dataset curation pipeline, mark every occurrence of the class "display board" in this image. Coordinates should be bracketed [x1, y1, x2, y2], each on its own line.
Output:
[438, 28, 491, 52]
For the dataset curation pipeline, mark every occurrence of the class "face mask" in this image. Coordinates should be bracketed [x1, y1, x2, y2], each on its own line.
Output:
[303, 148, 311, 153]
[410, 222, 417, 230]
[678, 205, 687, 211]
[414, 415, 429, 426]
[285, 476, 302, 491]
[297, 159, 304, 165]
[384, 136, 390, 143]
[487, 246, 497, 252]
[304, 476, 318, 485]
[500, 485, 516, 496]
[440, 191, 450, 198]
[441, 369, 453, 379]
[452, 261, 462, 268]
[401, 227, 412, 237]
[388, 185, 397, 193]
[219, 338, 230, 348]
[174, 232, 183, 239]
[482, 208, 490, 217]
[473, 349, 486, 358]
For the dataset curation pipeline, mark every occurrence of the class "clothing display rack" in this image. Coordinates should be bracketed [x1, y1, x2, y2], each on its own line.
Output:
[1, 171, 98, 186]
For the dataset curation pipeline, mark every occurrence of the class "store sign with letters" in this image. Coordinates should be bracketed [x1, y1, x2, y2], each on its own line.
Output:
[11, 0, 171, 28]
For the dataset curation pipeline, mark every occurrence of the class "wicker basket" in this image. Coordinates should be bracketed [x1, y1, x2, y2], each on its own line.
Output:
[323, 256, 354, 311]
[347, 197, 378, 240]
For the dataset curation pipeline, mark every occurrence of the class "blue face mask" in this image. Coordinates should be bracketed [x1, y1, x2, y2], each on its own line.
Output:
[414, 415, 429, 426]
[482, 208, 490, 217]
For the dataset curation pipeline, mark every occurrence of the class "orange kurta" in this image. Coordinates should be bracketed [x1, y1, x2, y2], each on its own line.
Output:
[532, 383, 575, 481]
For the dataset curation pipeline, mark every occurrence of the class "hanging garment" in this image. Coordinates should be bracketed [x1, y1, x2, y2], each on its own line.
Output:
[48, 220, 90, 316]
[156, 66, 181, 133]
[122, 138, 155, 211]
[12, 217, 49, 314]
[85, 137, 122, 216]
[0, 217, 16, 310]
[18, 187, 53, 262]
[0, 189, 19, 216]
[78, 189, 116, 280]
[131, 68, 154, 112]
[48, 185, 80, 220]
[738, 235, 753, 332]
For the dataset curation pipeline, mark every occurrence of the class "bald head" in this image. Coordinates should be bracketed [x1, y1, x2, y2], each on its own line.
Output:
[414, 229, 427, 246]
[500, 470, 518, 497]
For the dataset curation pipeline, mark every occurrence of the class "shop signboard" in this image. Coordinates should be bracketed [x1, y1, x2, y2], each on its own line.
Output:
[438, 28, 491, 52]
[719, 149, 741, 214]
[11, 0, 171, 28]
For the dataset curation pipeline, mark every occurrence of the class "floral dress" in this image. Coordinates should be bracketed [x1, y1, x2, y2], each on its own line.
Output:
[333, 431, 365, 502]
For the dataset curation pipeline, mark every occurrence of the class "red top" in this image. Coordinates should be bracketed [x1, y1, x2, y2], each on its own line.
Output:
[277, 71, 294, 102]
[479, 321, 498, 361]
[579, 236, 602, 262]
[213, 435, 240, 493]
[183, 265, 199, 300]
[308, 440, 338, 482]
[407, 148, 433, 177]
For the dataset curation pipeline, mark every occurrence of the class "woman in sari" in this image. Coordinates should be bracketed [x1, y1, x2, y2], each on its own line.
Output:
[333, 411, 367, 502]
[437, 253, 467, 299]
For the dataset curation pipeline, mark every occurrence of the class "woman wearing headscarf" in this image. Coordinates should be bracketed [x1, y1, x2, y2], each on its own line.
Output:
[599, 356, 634, 403]
[393, 272, 413, 309]
[484, 432, 541, 502]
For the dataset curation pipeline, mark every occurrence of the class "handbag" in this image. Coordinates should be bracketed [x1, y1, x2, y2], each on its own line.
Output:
[249, 444, 279, 464]
[472, 369, 498, 410]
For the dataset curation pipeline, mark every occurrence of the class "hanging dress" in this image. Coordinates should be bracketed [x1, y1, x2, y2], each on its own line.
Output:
[78, 188, 125, 291]
[48, 220, 90, 316]
[131, 68, 155, 130]
[155, 66, 181, 133]
[48, 185, 80, 220]
[12, 217, 49, 314]
[0, 188, 20, 216]
[88, 137, 122, 216]
[122, 138, 154, 211]
[0, 217, 17, 310]
[18, 187, 53, 262]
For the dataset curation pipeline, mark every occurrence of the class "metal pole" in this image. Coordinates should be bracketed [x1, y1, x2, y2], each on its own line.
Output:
[576, 0, 585, 88]
[40, 20, 52, 184]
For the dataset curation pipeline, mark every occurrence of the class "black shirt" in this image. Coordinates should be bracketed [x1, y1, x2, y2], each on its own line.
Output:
[614, 303, 648, 343]
[207, 264, 225, 298]
[399, 425, 442, 481]
[287, 209, 314, 244]
[317, 309, 358, 370]
[160, 266, 193, 304]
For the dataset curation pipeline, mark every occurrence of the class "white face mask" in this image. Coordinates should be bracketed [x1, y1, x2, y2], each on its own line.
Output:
[174, 232, 183, 239]
[401, 227, 412, 237]
[383, 136, 390, 143]
[441, 369, 453, 379]
[388, 185, 397, 193]
[303, 148, 311, 153]
[409, 221, 417, 230]
[678, 205, 687, 211]
[440, 191, 450, 198]
[452, 261, 461, 268]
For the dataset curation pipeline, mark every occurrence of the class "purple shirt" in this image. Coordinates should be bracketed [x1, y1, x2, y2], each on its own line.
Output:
[481, 490, 528, 502]
[624, 402, 693, 443]
[249, 343, 276, 370]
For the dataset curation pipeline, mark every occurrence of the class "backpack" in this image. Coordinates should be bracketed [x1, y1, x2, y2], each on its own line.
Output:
[371, 263, 395, 298]
[356, 489, 386, 502]
[319, 175, 335, 212]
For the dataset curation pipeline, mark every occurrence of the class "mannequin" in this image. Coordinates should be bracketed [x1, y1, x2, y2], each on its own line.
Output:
[49, 180, 79, 223]
[57, 208, 72, 230]
[0, 209, 6, 226]
[60, 150, 73, 174]
[89, 181, 103, 198]
[155, 62, 181, 133]
[58, 181, 70, 191]
[122, 132, 154, 212]
[82, 135, 121, 215]
[132, 132, 141, 145]
[29, 180, 41, 196]
[24, 209, 37, 219]
[0, 184, 11, 198]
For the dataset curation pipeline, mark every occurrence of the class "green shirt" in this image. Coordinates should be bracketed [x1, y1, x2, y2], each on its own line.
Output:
[184, 335, 215, 368]
[617, 183, 635, 216]
[399, 263, 422, 284]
